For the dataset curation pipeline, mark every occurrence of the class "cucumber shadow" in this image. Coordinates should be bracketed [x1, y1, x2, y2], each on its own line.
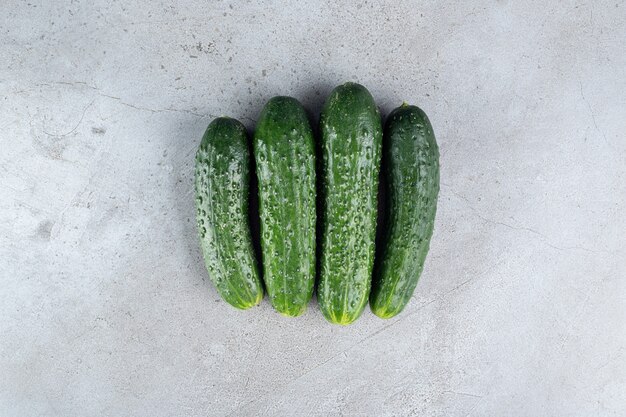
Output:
[375, 99, 399, 278]
[245, 128, 263, 286]
[372, 129, 388, 294]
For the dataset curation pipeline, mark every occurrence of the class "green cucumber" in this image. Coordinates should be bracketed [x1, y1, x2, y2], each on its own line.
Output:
[195, 117, 263, 309]
[370, 104, 440, 318]
[318, 82, 383, 325]
[254, 97, 316, 317]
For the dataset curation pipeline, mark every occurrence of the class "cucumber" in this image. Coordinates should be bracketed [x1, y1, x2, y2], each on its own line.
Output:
[318, 82, 383, 325]
[254, 97, 316, 317]
[195, 117, 263, 309]
[370, 104, 440, 318]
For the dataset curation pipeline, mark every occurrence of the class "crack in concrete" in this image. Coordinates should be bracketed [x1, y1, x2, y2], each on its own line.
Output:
[443, 184, 614, 255]
[31, 80, 213, 119]
[442, 390, 484, 399]
[42, 100, 94, 137]
[445, 278, 473, 295]
[579, 80, 612, 150]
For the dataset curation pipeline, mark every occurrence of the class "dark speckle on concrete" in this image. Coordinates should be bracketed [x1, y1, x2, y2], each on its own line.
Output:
[36, 220, 54, 240]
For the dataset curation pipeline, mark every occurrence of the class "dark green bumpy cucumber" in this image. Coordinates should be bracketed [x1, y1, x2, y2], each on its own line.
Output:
[254, 97, 316, 317]
[195, 117, 263, 309]
[318, 82, 383, 325]
[370, 104, 440, 318]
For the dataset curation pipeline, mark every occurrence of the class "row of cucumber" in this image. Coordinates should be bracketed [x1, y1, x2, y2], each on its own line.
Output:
[194, 82, 439, 325]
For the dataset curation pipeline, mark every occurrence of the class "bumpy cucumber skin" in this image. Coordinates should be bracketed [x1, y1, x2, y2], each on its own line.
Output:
[254, 97, 316, 317]
[195, 117, 263, 309]
[370, 105, 440, 319]
[318, 82, 383, 325]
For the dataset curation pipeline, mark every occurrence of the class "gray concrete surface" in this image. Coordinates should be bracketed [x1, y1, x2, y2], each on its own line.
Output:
[1, 1, 625, 416]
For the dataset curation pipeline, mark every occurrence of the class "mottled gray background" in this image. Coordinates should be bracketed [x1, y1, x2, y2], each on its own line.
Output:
[1, 1, 625, 416]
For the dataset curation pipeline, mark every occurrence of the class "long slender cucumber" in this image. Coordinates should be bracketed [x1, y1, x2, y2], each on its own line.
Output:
[318, 82, 383, 325]
[370, 104, 440, 318]
[254, 97, 316, 317]
[195, 117, 263, 309]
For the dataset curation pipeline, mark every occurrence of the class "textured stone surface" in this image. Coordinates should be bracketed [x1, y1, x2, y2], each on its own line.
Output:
[1, 1, 625, 416]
